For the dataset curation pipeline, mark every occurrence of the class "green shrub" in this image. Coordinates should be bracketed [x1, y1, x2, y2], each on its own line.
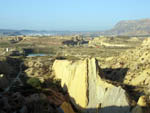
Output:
[27, 77, 41, 89]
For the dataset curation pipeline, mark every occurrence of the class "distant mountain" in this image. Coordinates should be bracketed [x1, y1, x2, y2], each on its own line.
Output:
[0, 29, 57, 36]
[0, 29, 88, 36]
[1, 19, 150, 36]
[104, 19, 150, 36]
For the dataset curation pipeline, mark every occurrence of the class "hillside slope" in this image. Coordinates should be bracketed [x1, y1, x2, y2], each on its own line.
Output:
[104, 19, 150, 36]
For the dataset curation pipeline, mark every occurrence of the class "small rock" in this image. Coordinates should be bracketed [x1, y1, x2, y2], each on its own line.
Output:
[60, 101, 76, 113]
[137, 96, 147, 107]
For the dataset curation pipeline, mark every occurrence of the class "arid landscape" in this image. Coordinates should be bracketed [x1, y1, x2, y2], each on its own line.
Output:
[1, 0, 150, 113]
[0, 34, 150, 113]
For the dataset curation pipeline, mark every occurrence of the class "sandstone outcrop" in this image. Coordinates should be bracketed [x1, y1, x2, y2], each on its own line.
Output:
[131, 95, 150, 113]
[60, 102, 76, 113]
[24, 57, 54, 81]
[53, 59, 88, 108]
[141, 37, 150, 47]
[100, 38, 150, 90]
[88, 37, 138, 48]
[52, 58, 131, 113]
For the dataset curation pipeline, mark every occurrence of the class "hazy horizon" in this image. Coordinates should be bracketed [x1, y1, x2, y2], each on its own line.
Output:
[1, 0, 150, 31]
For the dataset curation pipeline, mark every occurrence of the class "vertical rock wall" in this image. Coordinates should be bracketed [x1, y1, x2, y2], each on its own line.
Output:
[52, 59, 88, 108]
[52, 58, 131, 113]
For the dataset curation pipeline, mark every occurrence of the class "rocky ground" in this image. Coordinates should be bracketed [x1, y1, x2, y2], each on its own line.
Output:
[0, 36, 150, 113]
[100, 38, 150, 93]
[0, 56, 76, 113]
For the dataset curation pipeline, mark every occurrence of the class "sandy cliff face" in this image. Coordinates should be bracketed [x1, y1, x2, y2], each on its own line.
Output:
[52, 59, 89, 108]
[52, 58, 130, 113]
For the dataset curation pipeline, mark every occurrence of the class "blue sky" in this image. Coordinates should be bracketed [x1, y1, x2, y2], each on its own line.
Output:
[0, 0, 150, 31]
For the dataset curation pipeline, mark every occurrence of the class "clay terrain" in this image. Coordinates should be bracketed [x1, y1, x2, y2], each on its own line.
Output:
[0, 35, 150, 113]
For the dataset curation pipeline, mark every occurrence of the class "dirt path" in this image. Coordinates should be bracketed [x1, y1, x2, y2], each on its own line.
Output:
[4, 62, 24, 92]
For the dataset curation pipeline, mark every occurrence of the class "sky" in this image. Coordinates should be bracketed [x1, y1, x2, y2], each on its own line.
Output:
[0, 0, 150, 31]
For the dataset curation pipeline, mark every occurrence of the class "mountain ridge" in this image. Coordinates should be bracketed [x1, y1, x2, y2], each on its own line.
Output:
[0, 18, 150, 36]
[103, 18, 150, 36]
